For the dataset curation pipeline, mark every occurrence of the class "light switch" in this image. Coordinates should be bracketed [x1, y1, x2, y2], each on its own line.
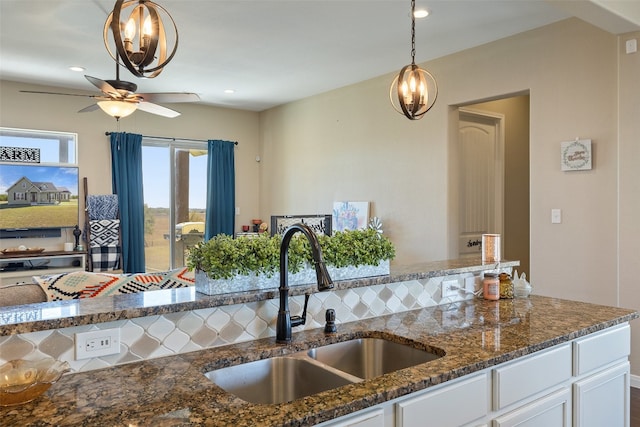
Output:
[626, 39, 637, 54]
[235, 207, 240, 215]
[551, 209, 562, 224]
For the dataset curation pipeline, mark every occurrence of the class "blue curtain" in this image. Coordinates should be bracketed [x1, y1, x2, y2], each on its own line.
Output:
[205, 140, 235, 240]
[110, 132, 145, 273]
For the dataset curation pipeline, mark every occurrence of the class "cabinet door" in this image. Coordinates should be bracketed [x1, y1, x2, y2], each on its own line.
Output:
[492, 387, 571, 427]
[319, 408, 385, 427]
[397, 373, 488, 427]
[573, 361, 629, 427]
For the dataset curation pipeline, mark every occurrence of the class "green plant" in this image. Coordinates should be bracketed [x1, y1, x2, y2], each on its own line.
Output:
[318, 228, 395, 267]
[187, 228, 395, 280]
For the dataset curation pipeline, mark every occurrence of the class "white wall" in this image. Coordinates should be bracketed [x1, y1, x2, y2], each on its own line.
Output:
[618, 30, 640, 379]
[260, 18, 618, 280]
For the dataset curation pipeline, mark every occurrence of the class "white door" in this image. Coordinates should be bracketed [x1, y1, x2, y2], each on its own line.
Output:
[458, 108, 504, 258]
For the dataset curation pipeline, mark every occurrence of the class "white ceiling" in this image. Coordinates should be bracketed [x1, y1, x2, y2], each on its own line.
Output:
[1, 0, 638, 112]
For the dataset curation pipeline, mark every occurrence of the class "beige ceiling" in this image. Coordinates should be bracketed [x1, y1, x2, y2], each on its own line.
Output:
[0, 0, 638, 112]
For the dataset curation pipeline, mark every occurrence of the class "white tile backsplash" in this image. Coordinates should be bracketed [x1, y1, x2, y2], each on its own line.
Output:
[0, 272, 489, 373]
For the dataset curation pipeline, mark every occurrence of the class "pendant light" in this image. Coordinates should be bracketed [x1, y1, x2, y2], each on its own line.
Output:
[390, 0, 438, 120]
[103, 0, 178, 78]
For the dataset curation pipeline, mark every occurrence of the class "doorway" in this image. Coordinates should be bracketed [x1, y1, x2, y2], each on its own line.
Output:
[456, 94, 530, 278]
[457, 108, 505, 258]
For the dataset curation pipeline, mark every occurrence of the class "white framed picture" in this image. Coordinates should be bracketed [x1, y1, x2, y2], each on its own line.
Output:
[561, 139, 592, 171]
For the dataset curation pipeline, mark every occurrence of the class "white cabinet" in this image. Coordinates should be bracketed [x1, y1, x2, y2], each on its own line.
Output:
[320, 324, 630, 427]
[396, 372, 488, 427]
[492, 388, 571, 427]
[572, 324, 630, 376]
[319, 408, 386, 427]
[572, 324, 630, 427]
[573, 362, 629, 427]
[493, 343, 571, 410]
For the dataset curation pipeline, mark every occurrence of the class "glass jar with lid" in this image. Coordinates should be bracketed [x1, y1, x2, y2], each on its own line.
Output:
[483, 273, 500, 300]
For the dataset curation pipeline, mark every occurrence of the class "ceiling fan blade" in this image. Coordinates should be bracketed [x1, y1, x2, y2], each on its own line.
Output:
[136, 93, 200, 103]
[20, 90, 97, 98]
[85, 75, 120, 98]
[137, 101, 181, 118]
[78, 104, 100, 113]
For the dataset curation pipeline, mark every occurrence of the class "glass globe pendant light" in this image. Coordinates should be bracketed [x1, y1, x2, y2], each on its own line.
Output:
[390, 0, 438, 120]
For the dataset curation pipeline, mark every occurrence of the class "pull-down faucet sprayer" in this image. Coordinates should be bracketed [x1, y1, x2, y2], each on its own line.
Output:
[276, 223, 334, 343]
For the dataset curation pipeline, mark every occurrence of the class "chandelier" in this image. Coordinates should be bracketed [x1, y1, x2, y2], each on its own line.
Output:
[389, 0, 438, 120]
[103, 0, 178, 78]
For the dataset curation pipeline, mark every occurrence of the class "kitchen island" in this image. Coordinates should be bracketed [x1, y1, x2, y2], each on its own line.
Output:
[2, 294, 636, 426]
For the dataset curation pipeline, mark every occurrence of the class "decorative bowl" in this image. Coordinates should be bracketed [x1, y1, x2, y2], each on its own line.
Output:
[0, 358, 70, 406]
[1, 247, 45, 255]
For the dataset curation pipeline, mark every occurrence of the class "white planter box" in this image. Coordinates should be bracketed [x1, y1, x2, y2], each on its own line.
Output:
[195, 260, 390, 295]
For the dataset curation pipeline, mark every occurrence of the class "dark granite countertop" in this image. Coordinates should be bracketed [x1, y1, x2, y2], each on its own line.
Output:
[2, 295, 636, 426]
[0, 257, 518, 335]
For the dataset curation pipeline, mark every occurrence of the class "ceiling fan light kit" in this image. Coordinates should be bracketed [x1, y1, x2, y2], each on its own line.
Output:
[390, 0, 438, 120]
[104, 0, 178, 78]
[20, 74, 199, 120]
[97, 100, 138, 119]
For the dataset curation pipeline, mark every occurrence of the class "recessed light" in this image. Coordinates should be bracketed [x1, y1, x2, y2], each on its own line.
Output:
[414, 9, 429, 19]
[224, 89, 235, 94]
[69, 66, 85, 72]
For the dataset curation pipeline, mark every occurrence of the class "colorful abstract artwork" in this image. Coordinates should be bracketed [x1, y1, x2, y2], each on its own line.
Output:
[332, 201, 369, 232]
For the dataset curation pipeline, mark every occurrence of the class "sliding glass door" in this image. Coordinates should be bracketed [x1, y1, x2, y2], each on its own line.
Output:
[141, 140, 207, 272]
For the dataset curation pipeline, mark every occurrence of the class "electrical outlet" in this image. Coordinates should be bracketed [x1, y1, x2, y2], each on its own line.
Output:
[464, 276, 476, 293]
[442, 280, 459, 298]
[75, 328, 121, 360]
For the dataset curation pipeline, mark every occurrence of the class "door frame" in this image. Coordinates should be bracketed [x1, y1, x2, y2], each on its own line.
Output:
[457, 107, 505, 257]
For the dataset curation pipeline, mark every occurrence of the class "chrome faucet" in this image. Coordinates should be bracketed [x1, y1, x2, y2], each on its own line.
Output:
[276, 223, 334, 343]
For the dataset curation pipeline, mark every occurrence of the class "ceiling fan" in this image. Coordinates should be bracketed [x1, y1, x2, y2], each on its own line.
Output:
[21, 69, 200, 119]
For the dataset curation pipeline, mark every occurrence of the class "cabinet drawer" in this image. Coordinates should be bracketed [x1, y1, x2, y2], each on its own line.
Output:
[397, 372, 488, 427]
[493, 344, 571, 410]
[492, 387, 571, 427]
[573, 324, 630, 376]
[320, 408, 385, 427]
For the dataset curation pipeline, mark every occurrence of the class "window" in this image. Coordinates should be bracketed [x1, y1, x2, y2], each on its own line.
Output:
[141, 139, 208, 272]
[0, 127, 77, 165]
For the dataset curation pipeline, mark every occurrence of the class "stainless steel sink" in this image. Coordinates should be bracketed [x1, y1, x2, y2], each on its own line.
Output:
[204, 336, 444, 404]
[204, 356, 354, 404]
[307, 338, 443, 379]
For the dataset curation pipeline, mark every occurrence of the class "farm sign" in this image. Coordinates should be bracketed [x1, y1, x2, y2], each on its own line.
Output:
[0, 146, 40, 163]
